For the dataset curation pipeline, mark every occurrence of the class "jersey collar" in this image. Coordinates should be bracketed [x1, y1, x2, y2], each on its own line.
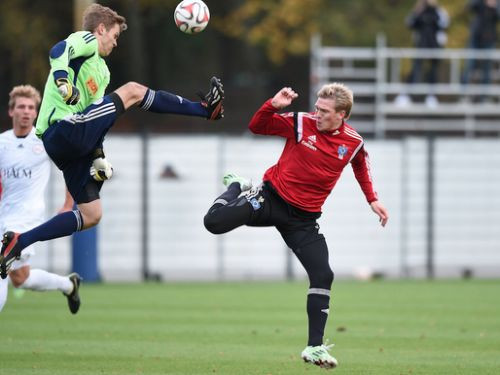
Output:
[330, 121, 345, 136]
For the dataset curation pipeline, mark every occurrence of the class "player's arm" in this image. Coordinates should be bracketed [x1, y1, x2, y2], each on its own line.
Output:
[49, 32, 96, 105]
[248, 87, 298, 137]
[351, 145, 388, 226]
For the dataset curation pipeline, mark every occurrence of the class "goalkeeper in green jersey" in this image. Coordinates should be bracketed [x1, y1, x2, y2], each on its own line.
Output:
[0, 3, 224, 278]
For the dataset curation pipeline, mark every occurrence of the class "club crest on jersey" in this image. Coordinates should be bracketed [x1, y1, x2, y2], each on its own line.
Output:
[86, 77, 98, 96]
[32, 144, 44, 154]
[249, 197, 261, 210]
[338, 144, 348, 160]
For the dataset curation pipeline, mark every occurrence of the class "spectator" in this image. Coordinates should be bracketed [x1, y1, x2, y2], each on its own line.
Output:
[462, 0, 500, 88]
[395, 0, 449, 107]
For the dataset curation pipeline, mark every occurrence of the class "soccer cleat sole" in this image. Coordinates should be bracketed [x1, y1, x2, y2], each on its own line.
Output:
[0, 255, 5, 279]
[0, 232, 20, 279]
[65, 272, 82, 314]
[209, 102, 224, 120]
[302, 356, 338, 370]
[206, 77, 224, 120]
[0, 256, 17, 279]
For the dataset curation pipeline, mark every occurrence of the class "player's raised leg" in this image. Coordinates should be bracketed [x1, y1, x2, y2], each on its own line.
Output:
[0, 208, 85, 279]
[0, 194, 108, 278]
[204, 172, 253, 234]
[114, 76, 224, 120]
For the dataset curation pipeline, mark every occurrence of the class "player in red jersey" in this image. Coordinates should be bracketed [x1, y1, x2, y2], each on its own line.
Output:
[204, 83, 388, 369]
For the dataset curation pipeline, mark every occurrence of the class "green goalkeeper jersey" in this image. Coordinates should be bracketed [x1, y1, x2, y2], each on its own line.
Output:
[36, 31, 110, 137]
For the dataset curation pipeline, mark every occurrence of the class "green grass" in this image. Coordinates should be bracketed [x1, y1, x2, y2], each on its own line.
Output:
[1, 280, 499, 375]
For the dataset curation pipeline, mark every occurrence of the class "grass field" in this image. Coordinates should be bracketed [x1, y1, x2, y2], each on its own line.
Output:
[1, 280, 499, 375]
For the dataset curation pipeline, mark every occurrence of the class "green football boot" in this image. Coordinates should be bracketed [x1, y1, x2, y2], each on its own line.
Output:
[301, 343, 338, 369]
[222, 173, 252, 192]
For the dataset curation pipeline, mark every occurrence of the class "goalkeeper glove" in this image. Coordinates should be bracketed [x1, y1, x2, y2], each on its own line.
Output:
[90, 157, 113, 182]
[56, 78, 80, 105]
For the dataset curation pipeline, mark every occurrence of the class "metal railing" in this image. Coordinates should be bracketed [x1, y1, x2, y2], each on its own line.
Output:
[310, 34, 500, 137]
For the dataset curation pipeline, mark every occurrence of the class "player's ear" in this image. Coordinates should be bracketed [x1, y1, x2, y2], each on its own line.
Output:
[96, 23, 106, 35]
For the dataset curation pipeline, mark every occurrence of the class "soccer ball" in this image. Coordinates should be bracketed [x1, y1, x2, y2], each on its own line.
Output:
[174, 0, 210, 34]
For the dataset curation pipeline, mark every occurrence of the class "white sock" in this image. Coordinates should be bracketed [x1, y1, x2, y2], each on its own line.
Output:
[0, 277, 8, 312]
[19, 269, 73, 295]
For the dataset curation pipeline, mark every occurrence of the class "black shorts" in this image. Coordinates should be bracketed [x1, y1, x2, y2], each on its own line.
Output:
[42, 94, 123, 203]
[243, 182, 324, 250]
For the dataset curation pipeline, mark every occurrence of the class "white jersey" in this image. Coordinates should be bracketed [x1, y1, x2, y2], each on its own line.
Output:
[0, 128, 50, 232]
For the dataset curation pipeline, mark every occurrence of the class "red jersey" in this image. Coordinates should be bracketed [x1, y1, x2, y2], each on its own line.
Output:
[248, 99, 378, 212]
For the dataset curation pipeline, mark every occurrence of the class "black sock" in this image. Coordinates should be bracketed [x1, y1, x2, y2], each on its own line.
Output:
[307, 293, 330, 346]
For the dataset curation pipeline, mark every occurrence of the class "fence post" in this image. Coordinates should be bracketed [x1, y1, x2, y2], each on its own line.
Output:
[310, 34, 321, 111]
[375, 33, 387, 138]
[400, 138, 410, 277]
[285, 246, 294, 281]
[426, 136, 435, 279]
[216, 136, 226, 280]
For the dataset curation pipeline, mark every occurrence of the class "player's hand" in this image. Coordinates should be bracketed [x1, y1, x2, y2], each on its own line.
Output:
[56, 78, 80, 105]
[271, 87, 298, 110]
[90, 158, 113, 182]
[370, 201, 388, 227]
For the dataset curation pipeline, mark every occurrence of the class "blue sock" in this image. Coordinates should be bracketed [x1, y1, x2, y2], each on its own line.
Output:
[17, 210, 83, 250]
[139, 89, 208, 118]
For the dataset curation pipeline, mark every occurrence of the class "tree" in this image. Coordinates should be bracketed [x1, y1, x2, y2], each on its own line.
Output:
[213, 0, 470, 64]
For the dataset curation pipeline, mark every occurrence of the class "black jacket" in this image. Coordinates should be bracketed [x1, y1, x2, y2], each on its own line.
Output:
[468, 0, 500, 47]
[407, 5, 449, 48]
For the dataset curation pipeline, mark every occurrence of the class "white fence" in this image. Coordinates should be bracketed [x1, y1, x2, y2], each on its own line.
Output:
[310, 34, 500, 137]
[33, 135, 500, 281]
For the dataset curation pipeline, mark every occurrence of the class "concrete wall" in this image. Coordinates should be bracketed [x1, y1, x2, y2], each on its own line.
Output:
[31, 136, 500, 281]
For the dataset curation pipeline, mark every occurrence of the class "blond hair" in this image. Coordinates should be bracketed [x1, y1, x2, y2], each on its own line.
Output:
[317, 83, 354, 119]
[9, 85, 41, 110]
[83, 3, 127, 32]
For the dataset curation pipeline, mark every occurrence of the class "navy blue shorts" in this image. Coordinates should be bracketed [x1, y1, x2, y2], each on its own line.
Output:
[42, 95, 120, 204]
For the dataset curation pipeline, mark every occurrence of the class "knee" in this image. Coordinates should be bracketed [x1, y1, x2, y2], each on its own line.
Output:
[310, 267, 334, 289]
[81, 209, 102, 229]
[124, 81, 147, 104]
[9, 268, 29, 288]
[203, 212, 225, 235]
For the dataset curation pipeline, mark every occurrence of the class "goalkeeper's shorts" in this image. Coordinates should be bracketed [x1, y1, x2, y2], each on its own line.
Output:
[42, 94, 122, 204]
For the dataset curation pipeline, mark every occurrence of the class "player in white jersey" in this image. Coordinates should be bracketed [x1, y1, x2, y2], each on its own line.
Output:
[0, 85, 81, 314]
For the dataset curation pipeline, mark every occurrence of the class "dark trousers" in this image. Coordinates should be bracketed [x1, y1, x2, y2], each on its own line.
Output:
[408, 58, 440, 84]
[204, 182, 334, 346]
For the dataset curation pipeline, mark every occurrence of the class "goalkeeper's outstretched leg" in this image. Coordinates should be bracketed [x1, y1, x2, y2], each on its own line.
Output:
[113, 76, 224, 120]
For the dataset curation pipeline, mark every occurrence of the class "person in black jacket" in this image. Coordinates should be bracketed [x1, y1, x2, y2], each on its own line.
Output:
[395, 0, 449, 107]
[462, 0, 500, 86]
